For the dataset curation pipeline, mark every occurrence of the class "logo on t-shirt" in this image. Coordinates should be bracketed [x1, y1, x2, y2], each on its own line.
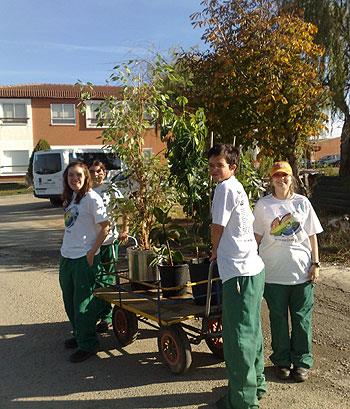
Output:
[64, 205, 79, 229]
[270, 212, 300, 237]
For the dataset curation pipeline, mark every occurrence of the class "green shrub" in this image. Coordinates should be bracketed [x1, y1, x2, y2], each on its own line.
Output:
[26, 139, 51, 185]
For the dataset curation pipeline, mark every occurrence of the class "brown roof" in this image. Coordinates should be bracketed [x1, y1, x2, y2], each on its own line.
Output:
[0, 84, 122, 99]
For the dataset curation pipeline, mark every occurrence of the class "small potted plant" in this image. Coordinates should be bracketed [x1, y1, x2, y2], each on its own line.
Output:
[150, 207, 190, 298]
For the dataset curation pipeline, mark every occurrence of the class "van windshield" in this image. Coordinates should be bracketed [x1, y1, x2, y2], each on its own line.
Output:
[74, 152, 121, 170]
[34, 153, 62, 175]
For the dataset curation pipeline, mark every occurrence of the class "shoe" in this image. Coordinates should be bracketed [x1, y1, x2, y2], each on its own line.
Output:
[292, 367, 309, 382]
[69, 349, 95, 363]
[64, 337, 78, 349]
[257, 391, 266, 401]
[275, 366, 291, 380]
[96, 320, 109, 333]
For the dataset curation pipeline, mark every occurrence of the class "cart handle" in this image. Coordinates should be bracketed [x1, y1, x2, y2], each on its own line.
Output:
[205, 260, 218, 318]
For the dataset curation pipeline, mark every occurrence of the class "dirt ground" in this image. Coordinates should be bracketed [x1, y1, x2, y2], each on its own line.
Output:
[0, 194, 349, 409]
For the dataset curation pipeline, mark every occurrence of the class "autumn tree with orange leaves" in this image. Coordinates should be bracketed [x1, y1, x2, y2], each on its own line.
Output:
[179, 0, 328, 176]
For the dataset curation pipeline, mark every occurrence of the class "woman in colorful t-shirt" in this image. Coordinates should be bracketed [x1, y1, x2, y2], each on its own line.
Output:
[60, 161, 109, 363]
[253, 161, 323, 383]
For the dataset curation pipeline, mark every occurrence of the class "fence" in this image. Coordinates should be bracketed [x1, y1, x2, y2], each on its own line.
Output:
[311, 176, 350, 214]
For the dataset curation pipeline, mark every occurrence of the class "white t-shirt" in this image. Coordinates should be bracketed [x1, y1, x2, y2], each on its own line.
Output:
[61, 190, 108, 259]
[253, 193, 323, 285]
[93, 183, 120, 246]
[212, 175, 264, 283]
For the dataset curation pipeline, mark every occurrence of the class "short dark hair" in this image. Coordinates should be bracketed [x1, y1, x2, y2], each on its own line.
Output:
[90, 160, 106, 172]
[207, 144, 240, 166]
[62, 161, 92, 205]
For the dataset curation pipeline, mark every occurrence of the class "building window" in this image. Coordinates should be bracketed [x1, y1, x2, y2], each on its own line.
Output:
[1, 103, 28, 124]
[143, 148, 153, 159]
[51, 104, 76, 125]
[86, 101, 110, 128]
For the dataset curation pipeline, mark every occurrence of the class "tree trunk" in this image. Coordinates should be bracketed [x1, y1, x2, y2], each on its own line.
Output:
[339, 112, 350, 177]
[288, 152, 308, 196]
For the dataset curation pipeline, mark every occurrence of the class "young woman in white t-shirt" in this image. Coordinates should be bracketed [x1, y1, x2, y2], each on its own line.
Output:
[254, 161, 323, 383]
[59, 161, 109, 363]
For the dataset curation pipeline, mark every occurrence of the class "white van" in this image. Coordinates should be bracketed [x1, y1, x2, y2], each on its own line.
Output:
[33, 149, 122, 205]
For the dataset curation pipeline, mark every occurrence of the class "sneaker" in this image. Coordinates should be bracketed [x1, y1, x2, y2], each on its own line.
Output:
[69, 349, 95, 363]
[292, 367, 309, 382]
[257, 391, 266, 401]
[64, 337, 78, 349]
[275, 366, 291, 380]
[96, 320, 109, 333]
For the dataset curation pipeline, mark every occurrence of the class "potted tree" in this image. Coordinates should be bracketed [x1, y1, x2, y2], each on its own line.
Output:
[150, 207, 190, 298]
[79, 57, 184, 284]
[161, 103, 221, 304]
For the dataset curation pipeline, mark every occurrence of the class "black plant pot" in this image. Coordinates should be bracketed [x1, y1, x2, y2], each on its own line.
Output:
[158, 263, 190, 298]
[189, 258, 222, 306]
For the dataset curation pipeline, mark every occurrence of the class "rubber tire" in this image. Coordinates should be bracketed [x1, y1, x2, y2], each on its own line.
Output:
[203, 316, 224, 361]
[157, 324, 192, 374]
[50, 197, 63, 207]
[112, 306, 138, 346]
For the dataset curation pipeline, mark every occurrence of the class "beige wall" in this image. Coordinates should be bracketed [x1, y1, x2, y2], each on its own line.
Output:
[312, 137, 340, 161]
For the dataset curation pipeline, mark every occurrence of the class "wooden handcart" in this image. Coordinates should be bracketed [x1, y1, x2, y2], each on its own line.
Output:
[94, 261, 223, 374]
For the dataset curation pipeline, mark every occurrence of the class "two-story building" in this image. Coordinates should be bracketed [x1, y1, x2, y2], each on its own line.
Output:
[0, 84, 164, 178]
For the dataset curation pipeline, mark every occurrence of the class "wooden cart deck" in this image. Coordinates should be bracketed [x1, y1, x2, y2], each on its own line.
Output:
[94, 286, 221, 326]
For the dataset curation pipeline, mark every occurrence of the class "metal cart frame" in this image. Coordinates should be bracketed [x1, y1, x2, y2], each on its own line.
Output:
[94, 261, 223, 374]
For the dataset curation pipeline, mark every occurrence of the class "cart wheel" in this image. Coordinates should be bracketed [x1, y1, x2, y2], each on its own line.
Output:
[157, 324, 192, 374]
[112, 306, 138, 346]
[203, 317, 224, 360]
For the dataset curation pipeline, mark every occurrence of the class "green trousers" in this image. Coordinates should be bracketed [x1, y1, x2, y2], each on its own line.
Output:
[97, 242, 119, 323]
[264, 281, 314, 369]
[59, 254, 105, 351]
[217, 270, 266, 409]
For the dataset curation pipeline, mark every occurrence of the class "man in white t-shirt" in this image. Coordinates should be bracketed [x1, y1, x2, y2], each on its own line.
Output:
[209, 144, 265, 409]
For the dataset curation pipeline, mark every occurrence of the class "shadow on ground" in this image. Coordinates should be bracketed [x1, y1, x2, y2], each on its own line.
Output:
[0, 321, 227, 409]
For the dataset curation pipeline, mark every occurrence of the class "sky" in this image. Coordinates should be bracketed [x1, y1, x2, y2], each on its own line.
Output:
[1, 0, 205, 86]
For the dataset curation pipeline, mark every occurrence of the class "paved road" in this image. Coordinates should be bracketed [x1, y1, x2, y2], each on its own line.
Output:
[0, 194, 349, 409]
[0, 194, 227, 409]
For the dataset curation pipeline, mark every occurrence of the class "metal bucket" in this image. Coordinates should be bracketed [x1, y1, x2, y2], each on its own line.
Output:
[126, 247, 159, 282]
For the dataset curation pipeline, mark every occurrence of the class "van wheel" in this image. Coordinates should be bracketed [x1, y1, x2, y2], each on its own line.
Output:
[50, 198, 62, 207]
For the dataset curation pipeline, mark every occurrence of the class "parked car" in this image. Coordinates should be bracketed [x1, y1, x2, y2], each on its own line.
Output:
[317, 154, 340, 167]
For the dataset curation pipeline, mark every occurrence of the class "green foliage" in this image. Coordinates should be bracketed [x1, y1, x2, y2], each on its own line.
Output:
[278, 0, 350, 175]
[150, 207, 185, 266]
[26, 139, 51, 185]
[161, 104, 211, 252]
[79, 56, 191, 249]
[236, 151, 266, 206]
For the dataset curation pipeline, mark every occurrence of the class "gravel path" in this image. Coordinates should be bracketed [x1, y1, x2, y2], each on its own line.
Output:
[0, 194, 349, 409]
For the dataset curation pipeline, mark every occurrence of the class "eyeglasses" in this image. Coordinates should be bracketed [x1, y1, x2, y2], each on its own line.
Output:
[272, 172, 289, 178]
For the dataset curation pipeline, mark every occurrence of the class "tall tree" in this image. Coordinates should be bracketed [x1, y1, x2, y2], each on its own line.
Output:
[278, 0, 350, 176]
[179, 0, 328, 176]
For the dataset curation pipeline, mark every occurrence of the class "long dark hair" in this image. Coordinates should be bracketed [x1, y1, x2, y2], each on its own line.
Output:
[62, 161, 92, 205]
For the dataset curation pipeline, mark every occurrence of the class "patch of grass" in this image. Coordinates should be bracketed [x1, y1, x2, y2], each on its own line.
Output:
[322, 166, 340, 177]
[0, 183, 33, 196]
